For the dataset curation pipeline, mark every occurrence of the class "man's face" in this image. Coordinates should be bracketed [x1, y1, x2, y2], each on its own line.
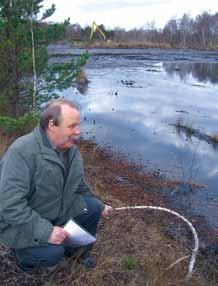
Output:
[49, 105, 81, 150]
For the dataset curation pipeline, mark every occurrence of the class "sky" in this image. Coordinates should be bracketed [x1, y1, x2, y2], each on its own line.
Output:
[43, 0, 218, 30]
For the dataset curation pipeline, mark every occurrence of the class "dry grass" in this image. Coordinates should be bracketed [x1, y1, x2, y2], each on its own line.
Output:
[0, 135, 217, 286]
[74, 70, 89, 84]
[79, 40, 171, 49]
[175, 118, 194, 138]
[174, 119, 218, 148]
[45, 210, 209, 286]
[210, 133, 218, 144]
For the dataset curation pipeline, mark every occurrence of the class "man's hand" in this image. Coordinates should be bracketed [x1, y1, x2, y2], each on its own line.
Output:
[48, 226, 69, 244]
[102, 205, 113, 217]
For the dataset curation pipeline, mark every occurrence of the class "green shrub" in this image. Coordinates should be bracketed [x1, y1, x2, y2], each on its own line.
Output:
[0, 112, 39, 136]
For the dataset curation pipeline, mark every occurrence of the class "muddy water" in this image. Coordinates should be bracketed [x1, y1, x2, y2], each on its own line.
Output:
[49, 47, 218, 229]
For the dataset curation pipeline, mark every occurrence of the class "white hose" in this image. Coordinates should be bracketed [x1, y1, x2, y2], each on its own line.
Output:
[114, 206, 199, 280]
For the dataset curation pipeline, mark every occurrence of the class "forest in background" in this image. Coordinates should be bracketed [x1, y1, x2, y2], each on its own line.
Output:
[63, 12, 218, 49]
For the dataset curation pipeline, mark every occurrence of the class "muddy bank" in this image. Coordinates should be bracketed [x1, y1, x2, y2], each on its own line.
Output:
[0, 136, 217, 286]
[79, 140, 217, 245]
[48, 45, 218, 63]
[72, 41, 171, 50]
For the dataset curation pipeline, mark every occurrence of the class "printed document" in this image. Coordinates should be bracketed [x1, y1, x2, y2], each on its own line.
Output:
[63, 219, 96, 247]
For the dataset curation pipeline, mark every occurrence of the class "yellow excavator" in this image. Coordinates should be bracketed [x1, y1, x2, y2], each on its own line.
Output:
[89, 21, 106, 41]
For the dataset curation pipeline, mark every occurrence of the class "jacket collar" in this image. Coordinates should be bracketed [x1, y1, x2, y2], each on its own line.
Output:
[33, 126, 76, 168]
[34, 126, 56, 156]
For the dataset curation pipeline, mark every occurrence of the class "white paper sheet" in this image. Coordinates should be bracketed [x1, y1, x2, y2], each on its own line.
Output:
[63, 219, 96, 247]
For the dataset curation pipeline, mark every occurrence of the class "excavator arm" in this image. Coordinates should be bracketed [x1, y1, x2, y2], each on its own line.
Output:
[90, 21, 106, 41]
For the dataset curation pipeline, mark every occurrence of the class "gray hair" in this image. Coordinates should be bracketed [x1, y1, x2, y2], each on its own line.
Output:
[40, 99, 80, 130]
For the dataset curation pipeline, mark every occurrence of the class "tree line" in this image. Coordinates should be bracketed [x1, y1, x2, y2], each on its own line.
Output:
[65, 12, 218, 49]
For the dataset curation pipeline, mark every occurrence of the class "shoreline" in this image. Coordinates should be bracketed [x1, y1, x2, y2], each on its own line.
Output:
[79, 139, 217, 245]
[48, 46, 218, 58]
[50, 41, 218, 52]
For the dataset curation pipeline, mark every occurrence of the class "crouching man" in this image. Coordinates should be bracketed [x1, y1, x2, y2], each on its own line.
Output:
[0, 99, 112, 272]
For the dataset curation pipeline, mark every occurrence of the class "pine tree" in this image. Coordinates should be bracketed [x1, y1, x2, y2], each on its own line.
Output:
[0, 0, 88, 117]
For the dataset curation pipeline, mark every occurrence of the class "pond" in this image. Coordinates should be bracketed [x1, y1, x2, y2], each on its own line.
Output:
[49, 46, 218, 229]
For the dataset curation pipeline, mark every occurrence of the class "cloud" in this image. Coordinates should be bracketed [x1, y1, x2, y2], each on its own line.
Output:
[78, 0, 171, 12]
[44, 0, 218, 29]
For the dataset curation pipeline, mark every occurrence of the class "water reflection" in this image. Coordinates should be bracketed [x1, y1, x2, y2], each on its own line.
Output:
[163, 62, 218, 84]
[61, 52, 218, 228]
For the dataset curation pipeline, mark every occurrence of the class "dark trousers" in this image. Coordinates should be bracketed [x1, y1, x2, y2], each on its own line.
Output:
[14, 197, 103, 270]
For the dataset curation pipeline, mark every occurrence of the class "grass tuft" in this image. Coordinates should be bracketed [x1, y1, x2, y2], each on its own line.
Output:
[124, 256, 137, 270]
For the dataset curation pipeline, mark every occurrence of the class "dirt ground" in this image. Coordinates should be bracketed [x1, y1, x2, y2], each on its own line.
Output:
[0, 137, 217, 286]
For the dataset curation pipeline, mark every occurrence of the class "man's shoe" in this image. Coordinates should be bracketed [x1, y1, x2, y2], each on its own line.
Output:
[17, 263, 35, 273]
[78, 252, 96, 269]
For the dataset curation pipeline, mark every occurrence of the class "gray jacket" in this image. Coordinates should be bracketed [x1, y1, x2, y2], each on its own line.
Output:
[0, 127, 103, 249]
